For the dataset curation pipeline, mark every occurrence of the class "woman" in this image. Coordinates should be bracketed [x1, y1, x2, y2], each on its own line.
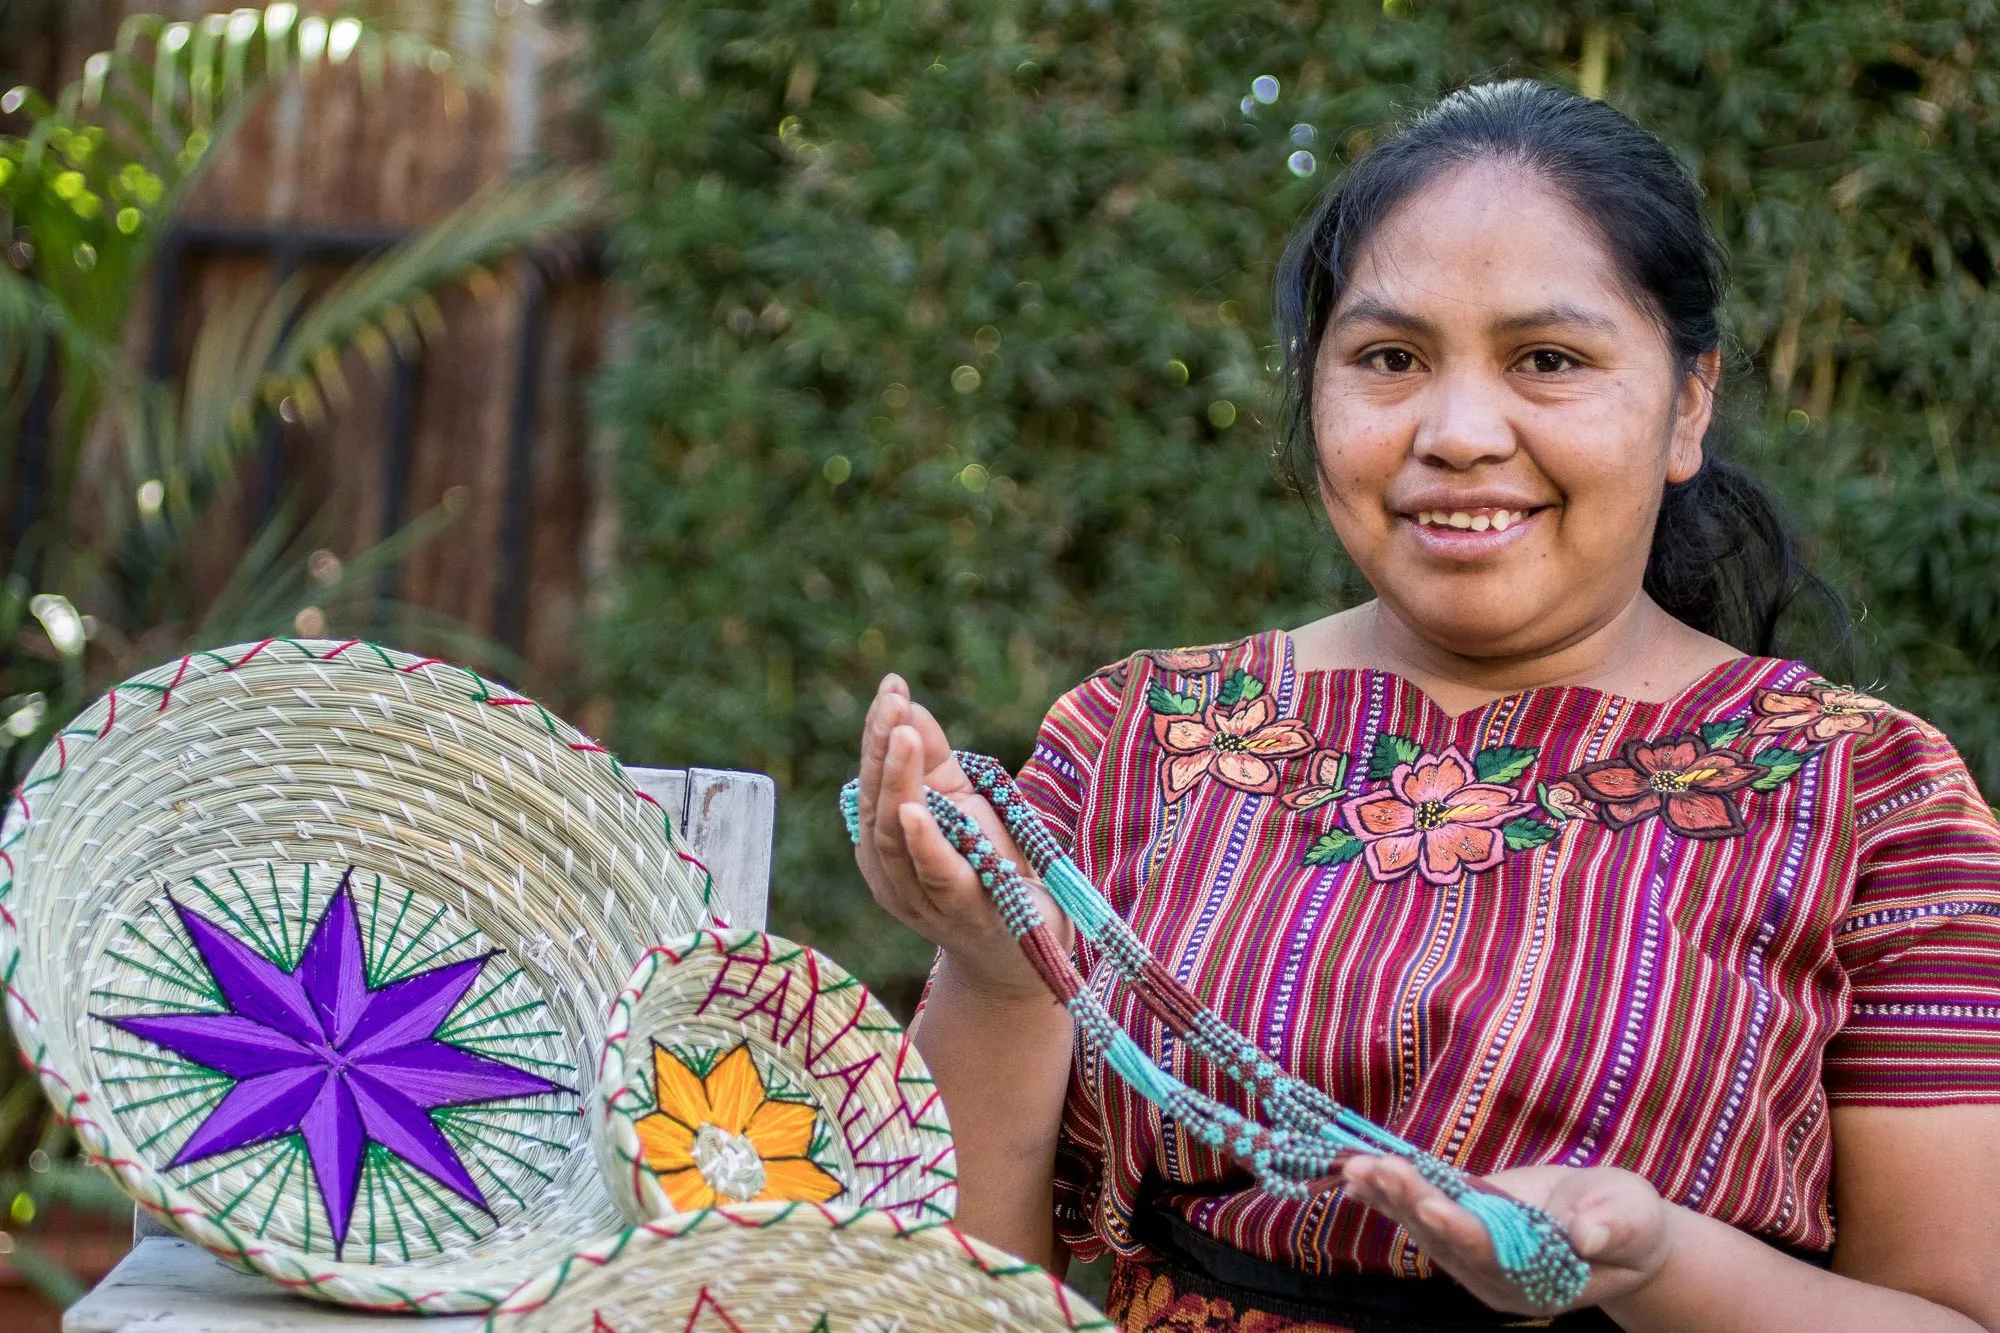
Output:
[853, 81, 2000, 1331]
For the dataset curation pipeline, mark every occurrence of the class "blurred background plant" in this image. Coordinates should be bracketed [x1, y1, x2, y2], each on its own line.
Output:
[570, 0, 2000, 1002]
[0, 3, 592, 1314]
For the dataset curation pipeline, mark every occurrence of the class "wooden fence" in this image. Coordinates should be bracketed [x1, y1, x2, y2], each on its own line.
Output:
[2, 0, 616, 723]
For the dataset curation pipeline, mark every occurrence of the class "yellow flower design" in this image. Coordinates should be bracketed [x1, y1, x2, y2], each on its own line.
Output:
[634, 1041, 843, 1211]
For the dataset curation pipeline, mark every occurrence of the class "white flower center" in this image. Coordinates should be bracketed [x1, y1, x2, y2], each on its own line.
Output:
[691, 1123, 767, 1200]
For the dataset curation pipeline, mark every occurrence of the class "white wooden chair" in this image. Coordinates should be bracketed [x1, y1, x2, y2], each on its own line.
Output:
[62, 767, 776, 1333]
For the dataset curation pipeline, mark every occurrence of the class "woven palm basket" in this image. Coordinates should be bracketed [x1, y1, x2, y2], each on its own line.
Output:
[595, 927, 956, 1225]
[486, 1201, 1112, 1332]
[0, 638, 716, 1312]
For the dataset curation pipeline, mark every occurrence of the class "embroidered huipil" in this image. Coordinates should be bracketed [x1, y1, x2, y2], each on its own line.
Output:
[1014, 630, 2000, 1277]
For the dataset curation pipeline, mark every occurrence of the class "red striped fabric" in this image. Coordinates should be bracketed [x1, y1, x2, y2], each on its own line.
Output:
[1014, 629, 2000, 1275]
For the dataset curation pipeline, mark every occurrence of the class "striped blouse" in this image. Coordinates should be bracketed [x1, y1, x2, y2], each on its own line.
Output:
[1014, 629, 2000, 1275]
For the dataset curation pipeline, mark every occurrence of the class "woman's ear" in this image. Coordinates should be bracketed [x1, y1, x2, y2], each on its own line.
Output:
[1667, 348, 1721, 484]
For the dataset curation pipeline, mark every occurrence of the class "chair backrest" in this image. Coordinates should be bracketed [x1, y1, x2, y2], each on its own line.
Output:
[627, 766, 777, 931]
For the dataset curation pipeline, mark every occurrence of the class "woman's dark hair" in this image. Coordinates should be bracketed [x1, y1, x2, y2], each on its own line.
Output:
[1275, 78, 1846, 658]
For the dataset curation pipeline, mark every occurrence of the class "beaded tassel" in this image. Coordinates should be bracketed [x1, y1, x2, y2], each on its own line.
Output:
[840, 760, 1590, 1310]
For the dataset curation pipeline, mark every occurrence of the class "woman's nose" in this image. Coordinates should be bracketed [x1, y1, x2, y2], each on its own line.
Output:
[1411, 369, 1517, 469]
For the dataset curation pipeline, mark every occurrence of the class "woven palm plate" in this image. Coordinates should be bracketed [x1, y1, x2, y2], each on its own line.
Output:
[596, 928, 956, 1224]
[486, 1201, 1112, 1332]
[0, 638, 717, 1311]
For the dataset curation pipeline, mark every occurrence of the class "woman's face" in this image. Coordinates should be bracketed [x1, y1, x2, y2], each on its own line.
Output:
[1312, 159, 1717, 661]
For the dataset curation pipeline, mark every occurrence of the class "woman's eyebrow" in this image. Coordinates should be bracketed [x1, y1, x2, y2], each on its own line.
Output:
[1327, 297, 1436, 337]
[1329, 298, 1618, 337]
[1492, 303, 1619, 334]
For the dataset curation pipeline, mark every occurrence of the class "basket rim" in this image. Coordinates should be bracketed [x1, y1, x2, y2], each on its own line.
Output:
[0, 637, 716, 1312]
[596, 926, 956, 1222]
[483, 1199, 1113, 1330]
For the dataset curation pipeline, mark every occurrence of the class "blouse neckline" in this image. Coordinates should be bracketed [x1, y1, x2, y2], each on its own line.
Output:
[1270, 628, 1797, 724]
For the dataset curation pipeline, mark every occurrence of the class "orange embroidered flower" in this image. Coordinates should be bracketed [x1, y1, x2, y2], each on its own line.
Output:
[1569, 736, 1766, 839]
[633, 1041, 841, 1211]
[1153, 693, 1314, 802]
[1750, 682, 1890, 744]
[1338, 746, 1536, 886]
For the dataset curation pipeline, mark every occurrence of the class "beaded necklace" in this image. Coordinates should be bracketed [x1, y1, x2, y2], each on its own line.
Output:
[841, 752, 1589, 1311]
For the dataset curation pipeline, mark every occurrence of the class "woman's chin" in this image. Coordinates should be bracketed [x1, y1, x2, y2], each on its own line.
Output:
[1380, 590, 1587, 662]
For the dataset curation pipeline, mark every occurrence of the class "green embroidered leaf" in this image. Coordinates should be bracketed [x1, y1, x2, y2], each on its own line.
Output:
[1749, 746, 1808, 791]
[1146, 682, 1202, 715]
[1367, 733, 1423, 781]
[1700, 718, 1749, 749]
[1303, 828, 1364, 867]
[1473, 745, 1537, 785]
[1215, 669, 1266, 707]
[1502, 817, 1561, 851]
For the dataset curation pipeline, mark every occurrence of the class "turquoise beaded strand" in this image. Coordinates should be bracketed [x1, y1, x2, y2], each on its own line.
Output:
[841, 759, 1590, 1310]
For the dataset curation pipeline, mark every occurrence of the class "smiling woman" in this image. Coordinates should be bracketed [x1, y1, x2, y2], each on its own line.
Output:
[853, 80, 2000, 1333]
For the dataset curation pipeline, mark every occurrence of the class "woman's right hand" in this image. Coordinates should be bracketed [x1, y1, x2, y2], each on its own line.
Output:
[855, 673, 1072, 1000]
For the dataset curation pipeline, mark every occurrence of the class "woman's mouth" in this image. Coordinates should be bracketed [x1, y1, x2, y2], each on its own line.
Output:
[1409, 507, 1533, 533]
[1398, 505, 1546, 553]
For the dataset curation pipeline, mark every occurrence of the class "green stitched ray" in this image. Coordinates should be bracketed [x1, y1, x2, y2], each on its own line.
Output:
[366, 880, 414, 985]
[375, 1153, 471, 1253]
[104, 949, 222, 1003]
[386, 928, 482, 984]
[433, 997, 547, 1041]
[119, 919, 215, 994]
[432, 1108, 573, 1156]
[433, 1120, 554, 1193]
[189, 874, 285, 964]
[443, 966, 527, 1031]
[91, 1044, 224, 1072]
[136, 1096, 228, 1152]
[193, 1141, 293, 1202]
[375, 902, 450, 982]
[228, 867, 291, 969]
[253, 1141, 303, 1238]
[91, 988, 211, 1013]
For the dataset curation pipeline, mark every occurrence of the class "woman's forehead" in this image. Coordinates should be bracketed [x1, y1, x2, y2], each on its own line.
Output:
[1336, 160, 1639, 329]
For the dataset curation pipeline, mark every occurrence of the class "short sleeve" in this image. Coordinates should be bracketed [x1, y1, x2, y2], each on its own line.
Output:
[1017, 661, 1128, 1260]
[1015, 661, 1126, 854]
[1825, 710, 2000, 1106]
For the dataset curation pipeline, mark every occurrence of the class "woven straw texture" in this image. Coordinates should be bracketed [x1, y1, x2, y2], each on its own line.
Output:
[486, 1201, 1112, 1332]
[0, 638, 716, 1311]
[596, 928, 956, 1224]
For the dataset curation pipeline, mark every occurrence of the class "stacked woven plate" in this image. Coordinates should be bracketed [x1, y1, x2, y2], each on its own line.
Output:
[0, 639, 1101, 1328]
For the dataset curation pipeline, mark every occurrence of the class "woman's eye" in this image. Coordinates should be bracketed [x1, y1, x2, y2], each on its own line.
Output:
[1365, 348, 1417, 373]
[1525, 348, 1575, 374]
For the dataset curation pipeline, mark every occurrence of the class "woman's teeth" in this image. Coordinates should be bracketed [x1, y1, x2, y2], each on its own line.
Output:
[1414, 510, 1526, 532]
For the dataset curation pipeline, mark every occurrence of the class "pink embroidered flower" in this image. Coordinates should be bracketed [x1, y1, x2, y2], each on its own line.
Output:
[1153, 695, 1314, 803]
[1750, 683, 1889, 744]
[1338, 746, 1535, 886]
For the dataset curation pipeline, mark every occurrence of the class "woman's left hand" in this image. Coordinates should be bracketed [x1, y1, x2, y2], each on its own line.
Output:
[1340, 1155, 1679, 1315]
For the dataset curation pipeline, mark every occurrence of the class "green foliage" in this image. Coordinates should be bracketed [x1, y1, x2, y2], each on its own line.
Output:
[1368, 733, 1425, 781]
[1473, 746, 1539, 785]
[576, 0, 2000, 994]
[0, 8, 592, 789]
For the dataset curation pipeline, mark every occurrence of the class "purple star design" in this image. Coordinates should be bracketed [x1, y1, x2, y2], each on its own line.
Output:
[98, 868, 569, 1258]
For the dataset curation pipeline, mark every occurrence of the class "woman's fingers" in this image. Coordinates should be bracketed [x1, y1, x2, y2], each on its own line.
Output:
[898, 801, 979, 902]
[904, 700, 967, 787]
[856, 675, 909, 828]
